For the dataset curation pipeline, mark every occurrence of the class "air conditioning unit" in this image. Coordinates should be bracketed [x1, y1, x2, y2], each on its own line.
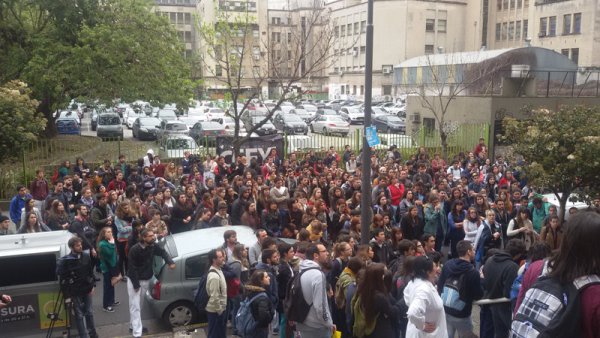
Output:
[382, 68, 391, 75]
[352, 49, 358, 57]
[253, 55, 260, 61]
[411, 113, 421, 123]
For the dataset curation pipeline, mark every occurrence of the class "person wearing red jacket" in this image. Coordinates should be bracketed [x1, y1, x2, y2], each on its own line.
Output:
[388, 177, 405, 225]
[107, 171, 126, 195]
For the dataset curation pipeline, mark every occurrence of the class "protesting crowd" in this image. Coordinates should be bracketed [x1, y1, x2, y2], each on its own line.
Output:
[2, 137, 600, 338]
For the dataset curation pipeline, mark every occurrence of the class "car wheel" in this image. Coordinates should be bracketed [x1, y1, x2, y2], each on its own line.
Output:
[163, 301, 197, 328]
[322, 127, 328, 136]
[342, 133, 349, 137]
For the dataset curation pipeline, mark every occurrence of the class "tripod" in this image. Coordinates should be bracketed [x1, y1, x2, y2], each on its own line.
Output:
[46, 288, 72, 338]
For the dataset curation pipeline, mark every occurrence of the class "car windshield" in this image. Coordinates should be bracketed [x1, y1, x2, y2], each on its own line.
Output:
[347, 108, 361, 114]
[159, 110, 176, 117]
[209, 108, 224, 114]
[327, 116, 346, 123]
[167, 123, 187, 131]
[372, 107, 386, 114]
[320, 109, 337, 115]
[283, 115, 303, 122]
[386, 116, 404, 123]
[294, 109, 309, 115]
[166, 139, 194, 149]
[251, 117, 271, 123]
[140, 118, 160, 126]
[201, 122, 222, 129]
[99, 116, 120, 124]
[222, 117, 234, 124]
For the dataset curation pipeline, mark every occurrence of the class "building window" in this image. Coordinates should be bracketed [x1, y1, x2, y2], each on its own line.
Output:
[539, 17, 547, 37]
[503, 0, 508, 10]
[524, 0, 529, 7]
[334, 26, 339, 37]
[510, 0, 515, 9]
[571, 48, 579, 65]
[272, 32, 281, 43]
[361, 21, 366, 33]
[341, 25, 345, 37]
[517, 0, 522, 8]
[516, 20, 521, 40]
[272, 17, 281, 25]
[184, 13, 191, 25]
[354, 22, 359, 35]
[383, 85, 392, 95]
[497, 0, 502, 10]
[523, 20, 528, 39]
[548, 16, 556, 36]
[287, 32, 292, 43]
[424, 44, 434, 54]
[496, 23, 501, 41]
[253, 29, 259, 38]
[215, 65, 222, 77]
[438, 19, 447, 33]
[573, 13, 581, 34]
[426, 19, 435, 32]
[347, 24, 352, 36]
[508, 21, 515, 40]
[563, 14, 572, 35]
[360, 46, 366, 54]
[561, 49, 569, 57]
[502, 22, 508, 40]
[360, 85, 364, 95]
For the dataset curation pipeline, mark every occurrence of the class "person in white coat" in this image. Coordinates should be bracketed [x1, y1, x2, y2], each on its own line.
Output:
[404, 256, 448, 338]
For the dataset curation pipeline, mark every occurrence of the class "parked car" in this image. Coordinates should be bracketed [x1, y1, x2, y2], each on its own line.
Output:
[315, 108, 340, 119]
[126, 111, 145, 129]
[157, 109, 178, 122]
[205, 108, 226, 121]
[114, 103, 129, 118]
[290, 108, 314, 123]
[145, 226, 258, 328]
[157, 120, 189, 140]
[272, 113, 308, 135]
[326, 99, 344, 112]
[56, 110, 81, 126]
[373, 114, 406, 134]
[310, 115, 350, 136]
[132, 117, 161, 140]
[371, 106, 391, 117]
[339, 106, 364, 124]
[279, 101, 295, 113]
[385, 102, 407, 117]
[178, 116, 202, 131]
[213, 116, 247, 136]
[244, 116, 278, 136]
[56, 115, 81, 135]
[96, 113, 124, 140]
[188, 121, 226, 144]
[158, 135, 202, 159]
[296, 104, 318, 113]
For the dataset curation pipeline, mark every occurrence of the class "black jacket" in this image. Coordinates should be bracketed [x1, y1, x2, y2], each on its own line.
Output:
[482, 251, 519, 299]
[127, 242, 175, 289]
[437, 258, 483, 317]
[245, 285, 274, 328]
[277, 261, 294, 312]
[69, 216, 97, 251]
[56, 252, 95, 297]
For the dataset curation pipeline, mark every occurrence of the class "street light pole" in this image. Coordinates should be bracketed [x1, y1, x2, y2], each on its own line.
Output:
[360, 0, 374, 245]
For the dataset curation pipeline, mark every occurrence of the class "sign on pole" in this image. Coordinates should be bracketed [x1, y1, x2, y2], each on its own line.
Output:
[365, 126, 380, 147]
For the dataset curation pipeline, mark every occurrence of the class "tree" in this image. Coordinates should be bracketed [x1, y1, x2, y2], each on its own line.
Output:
[197, 1, 341, 156]
[0, 81, 47, 161]
[502, 106, 600, 223]
[399, 52, 515, 159]
[0, 0, 193, 136]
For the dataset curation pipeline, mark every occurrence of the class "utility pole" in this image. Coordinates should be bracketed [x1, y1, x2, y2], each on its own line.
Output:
[360, 0, 374, 245]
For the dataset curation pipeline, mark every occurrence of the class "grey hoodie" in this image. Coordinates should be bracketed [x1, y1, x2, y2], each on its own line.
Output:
[298, 259, 334, 330]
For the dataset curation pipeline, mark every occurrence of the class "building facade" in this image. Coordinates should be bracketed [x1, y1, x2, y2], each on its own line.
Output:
[485, 0, 599, 67]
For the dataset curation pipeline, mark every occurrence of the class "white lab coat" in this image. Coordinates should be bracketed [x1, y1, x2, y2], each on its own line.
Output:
[404, 278, 448, 338]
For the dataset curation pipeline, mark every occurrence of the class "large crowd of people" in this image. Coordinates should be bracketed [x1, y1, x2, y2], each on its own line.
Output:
[2, 137, 600, 338]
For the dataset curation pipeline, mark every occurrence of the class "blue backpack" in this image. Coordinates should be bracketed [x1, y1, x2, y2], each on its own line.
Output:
[234, 292, 267, 337]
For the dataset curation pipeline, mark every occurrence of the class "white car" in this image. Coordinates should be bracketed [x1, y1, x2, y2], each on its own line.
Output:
[205, 108, 226, 121]
[279, 101, 295, 113]
[178, 116, 202, 131]
[158, 135, 202, 159]
[339, 106, 364, 124]
[213, 116, 247, 136]
[371, 106, 392, 117]
[290, 108, 314, 123]
[310, 115, 350, 136]
[385, 103, 407, 117]
[296, 104, 318, 113]
[126, 111, 145, 128]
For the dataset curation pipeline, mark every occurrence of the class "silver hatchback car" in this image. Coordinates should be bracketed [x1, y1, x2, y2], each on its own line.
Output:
[144, 226, 258, 328]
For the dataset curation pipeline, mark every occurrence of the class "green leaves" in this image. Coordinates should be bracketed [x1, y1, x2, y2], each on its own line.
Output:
[502, 106, 600, 215]
[0, 81, 47, 161]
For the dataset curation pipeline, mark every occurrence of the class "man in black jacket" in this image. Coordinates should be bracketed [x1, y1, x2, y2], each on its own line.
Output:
[482, 238, 526, 338]
[57, 237, 98, 338]
[437, 240, 483, 338]
[69, 204, 97, 258]
[127, 229, 176, 338]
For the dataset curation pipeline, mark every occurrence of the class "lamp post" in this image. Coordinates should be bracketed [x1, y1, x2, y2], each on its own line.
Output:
[360, 0, 374, 244]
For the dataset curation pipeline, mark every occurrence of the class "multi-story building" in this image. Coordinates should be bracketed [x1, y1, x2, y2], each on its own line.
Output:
[325, 0, 482, 101]
[486, 0, 599, 67]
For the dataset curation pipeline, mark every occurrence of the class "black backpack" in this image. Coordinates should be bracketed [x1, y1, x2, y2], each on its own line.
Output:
[193, 268, 219, 312]
[440, 272, 469, 317]
[284, 267, 319, 323]
[511, 274, 600, 338]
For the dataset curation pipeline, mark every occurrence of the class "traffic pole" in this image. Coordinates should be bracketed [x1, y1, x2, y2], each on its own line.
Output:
[360, 0, 374, 245]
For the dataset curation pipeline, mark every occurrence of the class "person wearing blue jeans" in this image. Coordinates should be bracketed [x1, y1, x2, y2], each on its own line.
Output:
[72, 293, 97, 338]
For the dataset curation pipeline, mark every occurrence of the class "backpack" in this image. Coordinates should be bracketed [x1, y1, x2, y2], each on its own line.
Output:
[193, 268, 218, 312]
[234, 292, 267, 337]
[284, 267, 319, 323]
[440, 272, 469, 316]
[510, 261, 531, 301]
[511, 274, 600, 338]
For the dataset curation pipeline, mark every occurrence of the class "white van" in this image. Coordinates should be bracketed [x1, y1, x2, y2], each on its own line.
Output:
[0, 231, 73, 336]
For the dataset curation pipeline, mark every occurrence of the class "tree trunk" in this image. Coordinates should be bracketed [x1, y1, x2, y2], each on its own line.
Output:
[558, 190, 571, 227]
[39, 97, 57, 138]
[440, 131, 448, 160]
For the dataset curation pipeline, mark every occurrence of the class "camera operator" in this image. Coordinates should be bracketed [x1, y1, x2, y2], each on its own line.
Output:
[56, 236, 98, 338]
